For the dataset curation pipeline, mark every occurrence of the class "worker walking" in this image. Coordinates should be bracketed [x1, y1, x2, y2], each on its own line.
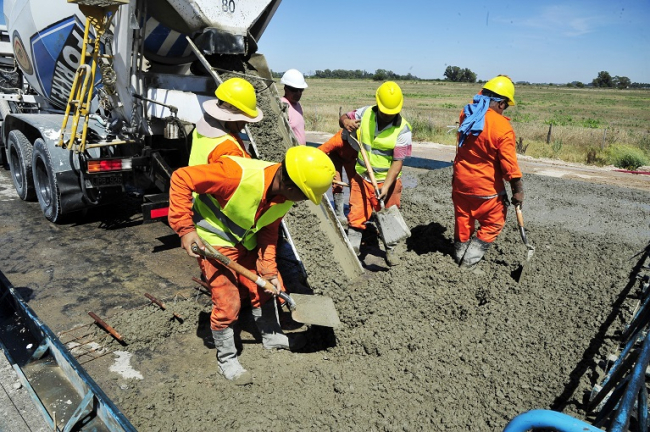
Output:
[168, 146, 335, 384]
[318, 129, 359, 225]
[339, 81, 412, 266]
[453, 75, 524, 268]
[280, 69, 308, 145]
[190, 77, 262, 163]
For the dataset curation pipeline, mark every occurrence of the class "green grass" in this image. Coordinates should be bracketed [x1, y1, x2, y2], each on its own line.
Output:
[299, 79, 650, 167]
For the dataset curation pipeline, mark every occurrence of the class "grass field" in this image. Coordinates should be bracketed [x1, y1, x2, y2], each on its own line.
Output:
[298, 79, 650, 168]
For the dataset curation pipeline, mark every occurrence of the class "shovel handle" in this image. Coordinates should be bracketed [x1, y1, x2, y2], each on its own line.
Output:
[191, 241, 297, 310]
[191, 242, 273, 292]
[356, 128, 386, 209]
[515, 205, 525, 228]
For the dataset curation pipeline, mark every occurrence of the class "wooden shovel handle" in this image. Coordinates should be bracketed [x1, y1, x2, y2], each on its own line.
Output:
[356, 129, 385, 208]
[515, 204, 525, 228]
[190, 241, 297, 310]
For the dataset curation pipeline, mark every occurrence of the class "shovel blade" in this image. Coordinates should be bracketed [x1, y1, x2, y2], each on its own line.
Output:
[376, 206, 411, 246]
[514, 245, 535, 283]
[289, 293, 341, 328]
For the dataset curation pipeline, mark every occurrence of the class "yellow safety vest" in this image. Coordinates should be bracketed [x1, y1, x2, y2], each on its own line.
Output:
[192, 156, 294, 250]
[355, 107, 411, 182]
[188, 130, 244, 166]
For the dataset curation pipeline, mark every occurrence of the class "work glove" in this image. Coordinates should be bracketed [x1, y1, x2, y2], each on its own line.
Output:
[509, 178, 524, 208]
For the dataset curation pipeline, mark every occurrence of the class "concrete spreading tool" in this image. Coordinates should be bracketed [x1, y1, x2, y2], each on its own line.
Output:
[191, 241, 341, 328]
[514, 205, 535, 282]
[349, 129, 411, 246]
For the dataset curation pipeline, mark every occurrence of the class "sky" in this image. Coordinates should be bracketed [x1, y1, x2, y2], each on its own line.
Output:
[258, 0, 650, 84]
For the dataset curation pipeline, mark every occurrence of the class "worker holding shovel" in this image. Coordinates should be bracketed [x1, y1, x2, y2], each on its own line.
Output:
[339, 81, 412, 266]
[168, 146, 335, 384]
[318, 129, 359, 225]
[452, 75, 524, 268]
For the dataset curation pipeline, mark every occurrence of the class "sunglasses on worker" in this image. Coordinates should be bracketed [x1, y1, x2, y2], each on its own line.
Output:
[286, 86, 303, 93]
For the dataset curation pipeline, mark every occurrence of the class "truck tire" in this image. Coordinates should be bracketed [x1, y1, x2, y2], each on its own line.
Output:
[7, 130, 36, 201]
[32, 138, 63, 222]
[0, 100, 10, 168]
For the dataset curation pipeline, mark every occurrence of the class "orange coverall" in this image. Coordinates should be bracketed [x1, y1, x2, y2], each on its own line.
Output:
[452, 108, 522, 243]
[317, 130, 358, 194]
[168, 159, 288, 331]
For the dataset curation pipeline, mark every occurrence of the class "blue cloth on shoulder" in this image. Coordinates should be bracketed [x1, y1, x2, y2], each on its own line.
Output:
[457, 94, 503, 147]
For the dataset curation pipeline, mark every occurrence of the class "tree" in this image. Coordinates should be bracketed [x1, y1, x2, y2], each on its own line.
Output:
[592, 71, 613, 88]
[613, 75, 631, 89]
[444, 66, 476, 83]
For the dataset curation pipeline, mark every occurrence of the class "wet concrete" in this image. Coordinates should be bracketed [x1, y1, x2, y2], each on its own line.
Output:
[1, 143, 649, 430]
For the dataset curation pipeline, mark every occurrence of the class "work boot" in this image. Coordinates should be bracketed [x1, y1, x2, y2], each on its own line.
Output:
[460, 238, 491, 269]
[333, 193, 347, 226]
[252, 301, 306, 351]
[212, 327, 252, 385]
[385, 241, 405, 267]
[453, 241, 470, 265]
[347, 228, 363, 255]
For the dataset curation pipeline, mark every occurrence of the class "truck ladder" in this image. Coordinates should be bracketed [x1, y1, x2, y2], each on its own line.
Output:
[58, 1, 127, 153]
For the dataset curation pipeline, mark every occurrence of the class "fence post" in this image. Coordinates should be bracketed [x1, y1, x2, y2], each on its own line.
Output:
[546, 124, 552, 144]
[601, 128, 607, 150]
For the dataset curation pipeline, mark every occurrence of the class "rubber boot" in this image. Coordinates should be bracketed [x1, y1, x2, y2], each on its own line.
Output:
[453, 241, 470, 265]
[347, 228, 363, 255]
[460, 238, 491, 268]
[385, 241, 405, 267]
[212, 327, 252, 385]
[252, 301, 305, 351]
[333, 193, 347, 226]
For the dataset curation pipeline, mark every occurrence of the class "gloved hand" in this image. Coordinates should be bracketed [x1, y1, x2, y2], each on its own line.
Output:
[510, 178, 524, 208]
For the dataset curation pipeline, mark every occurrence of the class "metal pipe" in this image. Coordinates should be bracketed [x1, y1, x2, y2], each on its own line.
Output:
[503, 409, 602, 432]
[610, 332, 650, 432]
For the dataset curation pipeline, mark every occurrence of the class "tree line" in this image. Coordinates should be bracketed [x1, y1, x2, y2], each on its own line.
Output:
[272, 67, 648, 89]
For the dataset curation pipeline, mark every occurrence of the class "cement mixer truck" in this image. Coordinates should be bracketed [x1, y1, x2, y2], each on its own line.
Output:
[0, 0, 285, 223]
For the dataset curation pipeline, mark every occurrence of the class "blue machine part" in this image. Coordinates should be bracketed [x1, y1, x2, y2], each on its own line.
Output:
[143, 15, 193, 64]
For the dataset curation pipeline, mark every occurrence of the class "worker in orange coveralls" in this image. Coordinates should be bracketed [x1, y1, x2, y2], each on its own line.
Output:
[453, 75, 524, 268]
[317, 129, 359, 225]
[339, 81, 412, 266]
[168, 146, 335, 385]
[189, 77, 261, 164]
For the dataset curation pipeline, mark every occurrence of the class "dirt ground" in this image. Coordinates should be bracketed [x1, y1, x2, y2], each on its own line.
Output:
[3, 139, 649, 431]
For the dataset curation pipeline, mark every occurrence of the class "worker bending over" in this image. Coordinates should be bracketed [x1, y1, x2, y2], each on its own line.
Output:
[318, 129, 359, 225]
[169, 146, 335, 384]
[190, 77, 261, 163]
[339, 81, 412, 266]
[453, 75, 524, 268]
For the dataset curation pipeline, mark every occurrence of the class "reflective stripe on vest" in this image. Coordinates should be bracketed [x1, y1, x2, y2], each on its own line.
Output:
[355, 108, 411, 182]
[192, 156, 293, 250]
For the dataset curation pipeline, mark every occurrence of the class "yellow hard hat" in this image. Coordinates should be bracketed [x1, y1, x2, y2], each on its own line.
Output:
[483, 75, 516, 106]
[285, 146, 335, 205]
[215, 77, 259, 118]
[375, 81, 403, 115]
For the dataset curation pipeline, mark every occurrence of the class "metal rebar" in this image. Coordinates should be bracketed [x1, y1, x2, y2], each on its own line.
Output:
[144, 293, 183, 321]
[88, 312, 124, 343]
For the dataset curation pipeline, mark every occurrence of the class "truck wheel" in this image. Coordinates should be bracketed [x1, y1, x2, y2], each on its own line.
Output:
[7, 130, 36, 201]
[32, 139, 63, 222]
[0, 100, 10, 168]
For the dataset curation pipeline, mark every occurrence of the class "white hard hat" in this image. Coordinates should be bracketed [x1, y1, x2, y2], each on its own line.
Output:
[280, 69, 308, 89]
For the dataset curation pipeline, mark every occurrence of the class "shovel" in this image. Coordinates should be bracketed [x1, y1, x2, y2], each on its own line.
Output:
[190, 241, 341, 328]
[351, 129, 411, 246]
[513, 205, 535, 282]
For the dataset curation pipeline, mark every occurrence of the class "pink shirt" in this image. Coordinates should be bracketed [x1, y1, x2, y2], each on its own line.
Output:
[282, 96, 306, 145]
